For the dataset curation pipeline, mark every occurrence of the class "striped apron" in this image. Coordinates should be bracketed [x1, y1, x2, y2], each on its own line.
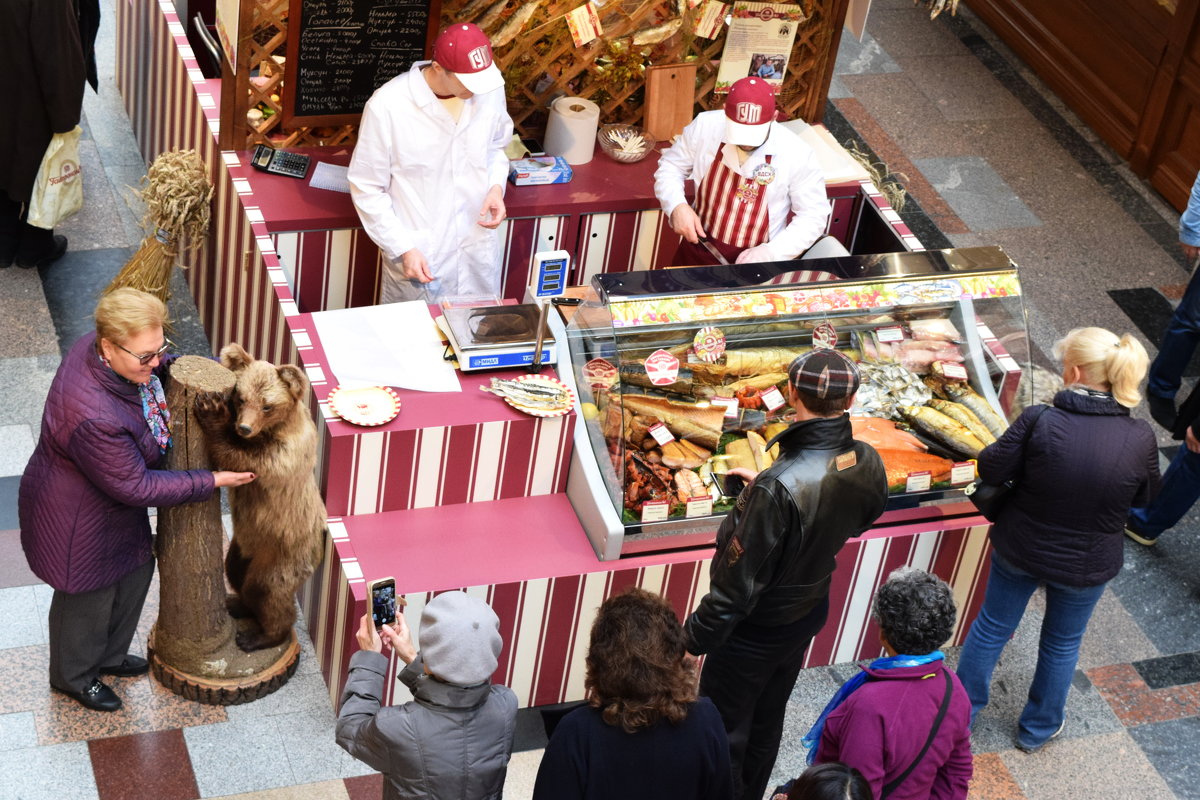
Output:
[672, 148, 773, 266]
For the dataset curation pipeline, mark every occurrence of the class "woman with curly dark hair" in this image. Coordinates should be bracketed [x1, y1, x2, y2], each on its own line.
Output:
[803, 568, 972, 800]
[532, 587, 733, 800]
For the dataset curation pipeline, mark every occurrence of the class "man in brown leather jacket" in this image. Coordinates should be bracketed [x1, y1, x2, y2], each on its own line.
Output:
[684, 349, 888, 800]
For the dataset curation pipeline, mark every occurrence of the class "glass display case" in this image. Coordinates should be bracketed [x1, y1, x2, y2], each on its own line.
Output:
[553, 246, 1030, 561]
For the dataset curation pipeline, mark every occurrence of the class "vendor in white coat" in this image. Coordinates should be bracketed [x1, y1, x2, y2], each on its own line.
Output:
[654, 77, 836, 266]
[349, 23, 515, 303]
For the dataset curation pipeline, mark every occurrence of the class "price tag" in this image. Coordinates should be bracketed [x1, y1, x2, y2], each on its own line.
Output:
[905, 471, 932, 493]
[641, 500, 670, 523]
[711, 396, 739, 418]
[876, 325, 905, 342]
[648, 422, 675, 445]
[686, 496, 714, 517]
[951, 461, 977, 485]
[939, 361, 968, 380]
[761, 386, 786, 411]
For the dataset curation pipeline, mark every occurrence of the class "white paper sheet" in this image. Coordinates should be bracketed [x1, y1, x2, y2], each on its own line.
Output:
[310, 302, 462, 393]
[309, 161, 351, 193]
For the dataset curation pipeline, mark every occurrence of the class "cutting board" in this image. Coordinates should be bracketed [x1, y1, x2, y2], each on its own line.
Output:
[643, 63, 698, 143]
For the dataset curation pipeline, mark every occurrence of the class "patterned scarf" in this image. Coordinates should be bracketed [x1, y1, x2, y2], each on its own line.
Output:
[99, 349, 172, 453]
[801, 650, 945, 764]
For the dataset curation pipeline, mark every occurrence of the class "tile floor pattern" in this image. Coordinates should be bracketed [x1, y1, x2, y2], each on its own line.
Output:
[3, 0, 1200, 798]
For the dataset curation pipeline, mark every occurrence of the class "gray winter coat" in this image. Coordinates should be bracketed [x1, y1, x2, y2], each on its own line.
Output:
[336, 651, 518, 800]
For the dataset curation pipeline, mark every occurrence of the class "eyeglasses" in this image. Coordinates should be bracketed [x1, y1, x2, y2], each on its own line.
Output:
[115, 338, 175, 365]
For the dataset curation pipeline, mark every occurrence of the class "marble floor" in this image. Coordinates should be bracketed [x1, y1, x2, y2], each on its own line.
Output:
[3, 0, 1200, 798]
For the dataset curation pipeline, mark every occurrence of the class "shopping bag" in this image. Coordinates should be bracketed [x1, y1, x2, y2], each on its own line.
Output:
[26, 126, 83, 230]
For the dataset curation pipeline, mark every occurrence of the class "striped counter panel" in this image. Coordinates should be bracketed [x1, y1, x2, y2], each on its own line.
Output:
[575, 209, 679, 285]
[313, 414, 575, 517]
[858, 179, 924, 253]
[808, 522, 991, 667]
[303, 517, 991, 708]
[271, 214, 574, 316]
[115, 0, 219, 165]
[298, 519, 362, 707]
[189, 154, 302, 367]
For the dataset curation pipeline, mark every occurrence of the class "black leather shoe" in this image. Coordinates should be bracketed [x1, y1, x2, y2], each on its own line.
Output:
[1148, 392, 1177, 430]
[99, 655, 149, 677]
[55, 679, 122, 712]
[15, 234, 67, 269]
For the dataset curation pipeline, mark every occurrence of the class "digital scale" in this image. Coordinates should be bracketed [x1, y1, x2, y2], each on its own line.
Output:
[439, 304, 556, 371]
[437, 251, 571, 372]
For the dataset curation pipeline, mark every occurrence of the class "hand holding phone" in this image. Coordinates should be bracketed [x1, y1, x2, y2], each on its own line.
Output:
[369, 577, 399, 627]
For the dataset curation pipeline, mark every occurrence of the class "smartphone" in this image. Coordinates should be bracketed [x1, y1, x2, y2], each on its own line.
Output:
[369, 577, 398, 627]
[718, 473, 746, 497]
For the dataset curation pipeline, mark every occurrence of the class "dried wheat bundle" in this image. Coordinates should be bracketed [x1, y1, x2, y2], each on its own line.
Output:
[104, 149, 213, 306]
[843, 140, 908, 213]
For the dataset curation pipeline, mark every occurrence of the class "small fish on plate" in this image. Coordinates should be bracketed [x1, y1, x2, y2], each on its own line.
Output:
[481, 375, 575, 417]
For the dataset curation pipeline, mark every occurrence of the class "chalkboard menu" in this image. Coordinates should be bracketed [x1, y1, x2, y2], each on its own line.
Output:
[284, 0, 441, 126]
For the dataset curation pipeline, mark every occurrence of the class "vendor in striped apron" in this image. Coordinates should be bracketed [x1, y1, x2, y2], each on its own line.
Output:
[654, 77, 838, 266]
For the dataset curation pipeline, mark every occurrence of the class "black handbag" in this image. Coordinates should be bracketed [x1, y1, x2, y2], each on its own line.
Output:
[965, 405, 1049, 522]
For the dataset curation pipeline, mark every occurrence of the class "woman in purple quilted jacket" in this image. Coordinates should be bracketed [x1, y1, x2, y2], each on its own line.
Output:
[19, 288, 255, 712]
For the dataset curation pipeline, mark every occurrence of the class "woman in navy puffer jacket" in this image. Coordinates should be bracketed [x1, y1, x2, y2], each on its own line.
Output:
[956, 327, 1159, 752]
[19, 289, 254, 712]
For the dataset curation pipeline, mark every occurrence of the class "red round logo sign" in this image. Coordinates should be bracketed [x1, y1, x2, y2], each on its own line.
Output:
[643, 349, 681, 385]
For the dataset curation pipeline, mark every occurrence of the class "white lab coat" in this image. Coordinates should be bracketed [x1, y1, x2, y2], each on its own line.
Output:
[654, 110, 830, 260]
[349, 62, 514, 303]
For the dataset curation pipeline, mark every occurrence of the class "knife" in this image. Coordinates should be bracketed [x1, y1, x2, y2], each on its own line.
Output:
[698, 237, 730, 265]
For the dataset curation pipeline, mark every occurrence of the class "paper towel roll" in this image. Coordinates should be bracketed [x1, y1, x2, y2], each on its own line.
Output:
[544, 96, 600, 165]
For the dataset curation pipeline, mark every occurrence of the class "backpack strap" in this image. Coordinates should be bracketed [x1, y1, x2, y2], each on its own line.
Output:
[881, 667, 954, 799]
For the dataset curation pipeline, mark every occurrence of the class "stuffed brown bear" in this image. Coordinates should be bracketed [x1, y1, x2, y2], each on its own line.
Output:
[195, 343, 326, 652]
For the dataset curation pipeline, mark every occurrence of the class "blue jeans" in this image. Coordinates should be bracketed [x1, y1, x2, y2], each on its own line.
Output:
[1148, 267, 1200, 399]
[955, 552, 1105, 748]
[1129, 443, 1200, 538]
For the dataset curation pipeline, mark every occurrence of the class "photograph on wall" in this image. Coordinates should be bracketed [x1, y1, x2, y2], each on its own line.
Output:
[714, 2, 807, 91]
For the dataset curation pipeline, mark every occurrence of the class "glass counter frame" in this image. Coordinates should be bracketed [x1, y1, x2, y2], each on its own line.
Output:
[552, 246, 1030, 561]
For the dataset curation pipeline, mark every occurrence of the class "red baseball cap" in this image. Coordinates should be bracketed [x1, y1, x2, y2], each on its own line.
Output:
[724, 77, 775, 147]
[432, 23, 504, 94]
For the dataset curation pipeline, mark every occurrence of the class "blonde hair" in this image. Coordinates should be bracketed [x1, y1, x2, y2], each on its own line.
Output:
[1052, 327, 1148, 408]
[94, 288, 169, 344]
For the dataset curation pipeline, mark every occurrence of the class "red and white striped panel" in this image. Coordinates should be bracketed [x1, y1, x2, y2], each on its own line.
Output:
[305, 521, 992, 708]
[858, 179, 924, 253]
[807, 523, 991, 666]
[977, 321, 1024, 415]
[575, 210, 680, 285]
[314, 415, 575, 517]
[188, 156, 301, 367]
[116, 0, 219, 166]
[500, 215, 574, 301]
[273, 230, 383, 313]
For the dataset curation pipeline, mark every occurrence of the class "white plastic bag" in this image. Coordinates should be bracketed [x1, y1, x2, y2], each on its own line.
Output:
[26, 126, 83, 230]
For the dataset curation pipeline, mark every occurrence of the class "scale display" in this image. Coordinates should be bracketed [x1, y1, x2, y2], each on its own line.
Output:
[531, 250, 570, 299]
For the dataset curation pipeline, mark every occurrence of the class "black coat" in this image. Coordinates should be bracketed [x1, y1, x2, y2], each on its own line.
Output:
[684, 414, 888, 654]
[980, 389, 1159, 587]
[532, 699, 733, 800]
[0, 0, 86, 204]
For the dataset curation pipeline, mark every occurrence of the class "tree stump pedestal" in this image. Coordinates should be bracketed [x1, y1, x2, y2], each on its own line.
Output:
[149, 355, 299, 705]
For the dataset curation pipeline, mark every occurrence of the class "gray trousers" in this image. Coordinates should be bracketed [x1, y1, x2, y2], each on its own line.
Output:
[48, 558, 155, 692]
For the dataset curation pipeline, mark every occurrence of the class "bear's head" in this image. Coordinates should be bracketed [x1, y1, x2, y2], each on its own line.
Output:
[220, 343, 308, 440]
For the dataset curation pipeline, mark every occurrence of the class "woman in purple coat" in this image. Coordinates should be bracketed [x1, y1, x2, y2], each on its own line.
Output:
[19, 289, 255, 712]
[807, 568, 972, 800]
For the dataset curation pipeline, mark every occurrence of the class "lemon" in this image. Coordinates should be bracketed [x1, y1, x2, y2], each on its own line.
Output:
[580, 402, 599, 420]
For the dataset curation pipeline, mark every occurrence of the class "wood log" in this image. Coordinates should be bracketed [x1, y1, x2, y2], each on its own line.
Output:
[150, 355, 297, 704]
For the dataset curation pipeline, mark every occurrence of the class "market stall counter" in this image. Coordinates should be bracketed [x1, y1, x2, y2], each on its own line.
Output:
[114, 0, 985, 710]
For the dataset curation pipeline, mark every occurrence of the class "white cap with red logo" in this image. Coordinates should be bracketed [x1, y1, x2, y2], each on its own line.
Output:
[724, 77, 776, 148]
[432, 23, 505, 95]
